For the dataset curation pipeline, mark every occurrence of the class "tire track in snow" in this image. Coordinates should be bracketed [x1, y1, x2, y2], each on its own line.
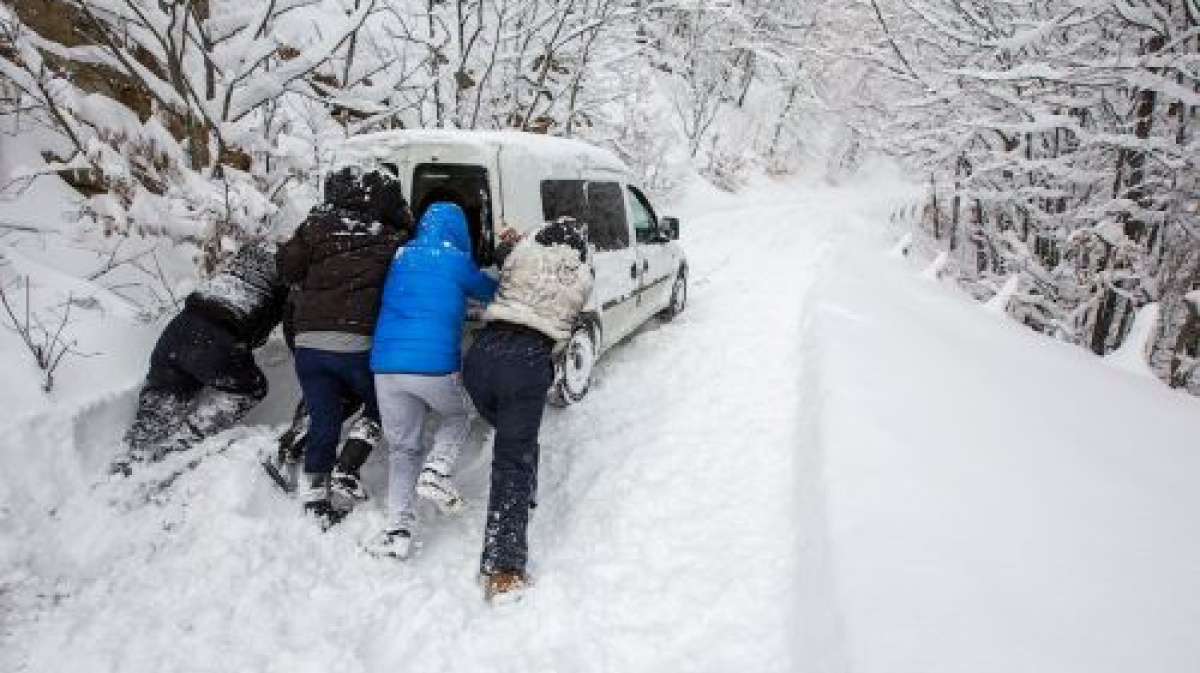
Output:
[516, 189, 856, 672]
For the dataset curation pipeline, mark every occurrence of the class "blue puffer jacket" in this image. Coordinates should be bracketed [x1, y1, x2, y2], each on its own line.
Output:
[371, 202, 497, 375]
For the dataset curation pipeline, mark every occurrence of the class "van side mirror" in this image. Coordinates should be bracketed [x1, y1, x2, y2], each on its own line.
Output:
[660, 216, 680, 241]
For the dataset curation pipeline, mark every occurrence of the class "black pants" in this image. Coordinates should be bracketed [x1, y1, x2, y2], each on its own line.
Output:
[463, 323, 555, 575]
[124, 309, 267, 459]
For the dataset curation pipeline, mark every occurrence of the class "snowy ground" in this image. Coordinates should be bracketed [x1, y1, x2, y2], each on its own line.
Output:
[3, 167, 1200, 672]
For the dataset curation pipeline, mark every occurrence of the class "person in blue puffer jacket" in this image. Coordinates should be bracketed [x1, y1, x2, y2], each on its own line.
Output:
[366, 201, 498, 559]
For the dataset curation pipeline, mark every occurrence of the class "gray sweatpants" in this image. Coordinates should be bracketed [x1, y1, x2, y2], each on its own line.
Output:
[375, 372, 471, 531]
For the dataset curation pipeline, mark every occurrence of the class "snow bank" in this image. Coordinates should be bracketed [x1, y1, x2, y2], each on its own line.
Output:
[1105, 303, 1161, 379]
[804, 240, 1200, 673]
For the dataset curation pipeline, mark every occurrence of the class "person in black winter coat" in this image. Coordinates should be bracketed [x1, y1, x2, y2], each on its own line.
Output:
[276, 166, 411, 527]
[111, 239, 289, 475]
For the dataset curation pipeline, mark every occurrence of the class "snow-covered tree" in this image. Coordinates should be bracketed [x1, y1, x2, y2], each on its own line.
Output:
[864, 0, 1199, 391]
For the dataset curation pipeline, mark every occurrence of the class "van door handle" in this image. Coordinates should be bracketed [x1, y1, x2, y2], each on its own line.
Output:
[630, 263, 638, 279]
[642, 260, 649, 274]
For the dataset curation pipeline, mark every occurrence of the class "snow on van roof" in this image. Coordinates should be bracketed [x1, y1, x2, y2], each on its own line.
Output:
[339, 129, 628, 173]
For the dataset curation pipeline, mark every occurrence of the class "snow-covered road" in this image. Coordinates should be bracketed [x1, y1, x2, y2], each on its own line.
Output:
[5, 170, 1200, 673]
[2, 176, 874, 673]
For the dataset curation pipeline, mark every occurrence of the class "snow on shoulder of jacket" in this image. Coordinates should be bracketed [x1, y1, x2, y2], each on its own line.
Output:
[186, 240, 288, 347]
[371, 202, 498, 375]
[483, 223, 594, 342]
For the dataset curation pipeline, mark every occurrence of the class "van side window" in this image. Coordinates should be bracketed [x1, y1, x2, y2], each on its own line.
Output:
[541, 180, 585, 222]
[627, 186, 658, 244]
[584, 181, 630, 251]
[541, 180, 630, 251]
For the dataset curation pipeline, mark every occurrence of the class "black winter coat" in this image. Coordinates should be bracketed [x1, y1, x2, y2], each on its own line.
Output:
[186, 240, 289, 348]
[277, 168, 410, 336]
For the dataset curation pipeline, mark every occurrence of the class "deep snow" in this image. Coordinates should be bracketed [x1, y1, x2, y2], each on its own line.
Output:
[2, 166, 1199, 672]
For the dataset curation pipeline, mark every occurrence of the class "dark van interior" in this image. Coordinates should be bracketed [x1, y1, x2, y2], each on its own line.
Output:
[409, 163, 495, 266]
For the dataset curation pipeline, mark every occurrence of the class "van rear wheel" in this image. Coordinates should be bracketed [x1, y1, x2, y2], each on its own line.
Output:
[550, 323, 596, 407]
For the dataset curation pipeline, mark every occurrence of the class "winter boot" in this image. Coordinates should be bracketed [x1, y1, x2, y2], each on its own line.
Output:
[185, 390, 260, 444]
[300, 472, 346, 530]
[263, 403, 310, 493]
[415, 464, 464, 514]
[119, 388, 193, 472]
[108, 440, 165, 477]
[483, 570, 529, 603]
[331, 417, 380, 503]
[363, 528, 414, 560]
[304, 500, 346, 531]
[262, 445, 298, 493]
[278, 402, 310, 462]
[331, 466, 367, 503]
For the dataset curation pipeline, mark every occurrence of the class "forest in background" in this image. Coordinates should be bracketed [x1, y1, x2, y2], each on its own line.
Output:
[855, 0, 1200, 394]
[1, 0, 1196, 394]
[0, 0, 828, 253]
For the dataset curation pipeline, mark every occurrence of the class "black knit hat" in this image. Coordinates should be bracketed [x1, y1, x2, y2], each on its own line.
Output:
[324, 166, 410, 231]
[535, 216, 588, 262]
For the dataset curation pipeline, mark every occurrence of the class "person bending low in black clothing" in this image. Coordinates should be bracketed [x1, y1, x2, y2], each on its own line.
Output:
[111, 239, 289, 475]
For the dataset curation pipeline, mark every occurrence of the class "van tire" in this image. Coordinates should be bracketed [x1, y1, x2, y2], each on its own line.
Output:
[658, 268, 688, 322]
[549, 322, 597, 407]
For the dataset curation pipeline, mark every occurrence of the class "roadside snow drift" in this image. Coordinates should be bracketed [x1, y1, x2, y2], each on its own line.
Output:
[804, 243, 1200, 673]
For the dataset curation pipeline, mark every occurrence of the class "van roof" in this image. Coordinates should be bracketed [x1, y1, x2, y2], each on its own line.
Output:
[339, 129, 629, 174]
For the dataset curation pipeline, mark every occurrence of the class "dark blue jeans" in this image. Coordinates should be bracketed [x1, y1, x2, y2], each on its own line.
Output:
[463, 324, 555, 575]
[294, 348, 379, 475]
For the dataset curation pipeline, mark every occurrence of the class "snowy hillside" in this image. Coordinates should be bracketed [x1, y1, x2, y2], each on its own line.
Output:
[2, 168, 1197, 672]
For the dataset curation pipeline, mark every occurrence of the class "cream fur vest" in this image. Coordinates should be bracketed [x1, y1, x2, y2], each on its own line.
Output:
[483, 239, 593, 341]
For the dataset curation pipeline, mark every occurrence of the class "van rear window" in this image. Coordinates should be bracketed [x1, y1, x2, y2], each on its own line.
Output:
[541, 180, 629, 251]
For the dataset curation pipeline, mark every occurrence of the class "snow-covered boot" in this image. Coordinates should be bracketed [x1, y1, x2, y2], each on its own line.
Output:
[263, 405, 308, 493]
[118, 388, 192, 472]
[304, 499, 346, 530]
[185, 391, 260, 443]
[153, 390, 259, 459]
[331, 466, 367, 504]
[363, 527, 414, 560]
[415, 464, 464, 514]
[262, 444, 298, 493]
[331, 417, 380, 503]
[277, 402, 310, 462]
[300, 472, 345, 530]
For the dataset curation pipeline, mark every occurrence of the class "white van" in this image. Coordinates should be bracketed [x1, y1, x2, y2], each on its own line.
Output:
[336, 130, 688, 404]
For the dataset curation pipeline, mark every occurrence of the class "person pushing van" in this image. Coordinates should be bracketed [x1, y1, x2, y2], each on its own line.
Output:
[365, 201, 498, 560]
[462, 216, 593, 601]
[276, 166, 410, 528]
[111, 239, 289, 475]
